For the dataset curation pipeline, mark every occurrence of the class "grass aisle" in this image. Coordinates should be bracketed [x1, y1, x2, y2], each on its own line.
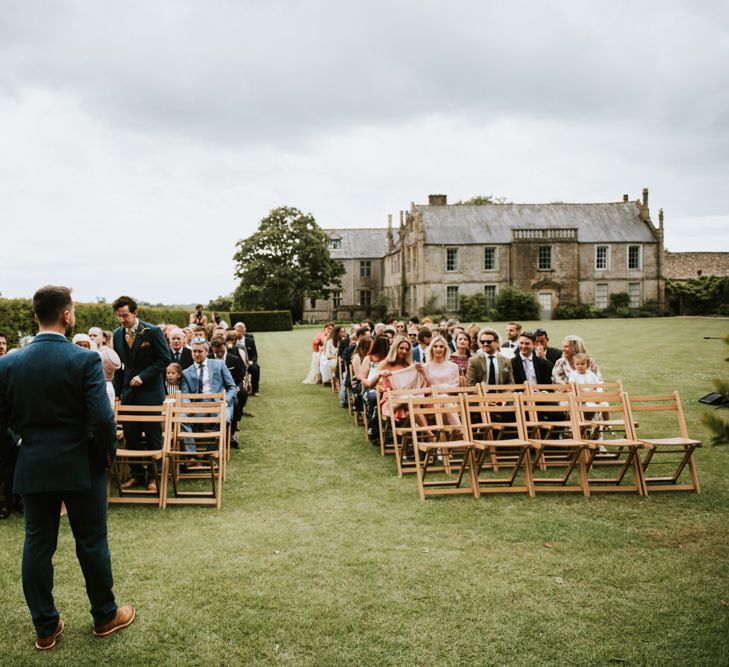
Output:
[1, 319, 728, 665]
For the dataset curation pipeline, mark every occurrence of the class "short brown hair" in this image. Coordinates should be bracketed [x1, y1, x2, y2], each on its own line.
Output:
[32, 285, 73, 326]
[210, 337, 226, 350]
[112, 295, 137, 312]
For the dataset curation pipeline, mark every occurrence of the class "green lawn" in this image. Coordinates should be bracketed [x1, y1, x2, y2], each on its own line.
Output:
[1, 317, 728, 666]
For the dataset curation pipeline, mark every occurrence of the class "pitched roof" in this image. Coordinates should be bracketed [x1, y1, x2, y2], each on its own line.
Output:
[416, 202, 658, 244]
[664, 251, 729, 280]
[325, 228, 389, 259]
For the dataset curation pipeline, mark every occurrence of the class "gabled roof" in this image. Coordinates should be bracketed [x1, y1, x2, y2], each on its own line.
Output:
[325, 228, 389, 259]
[664, 251, 729, 280]
[417, 202, 658, 244]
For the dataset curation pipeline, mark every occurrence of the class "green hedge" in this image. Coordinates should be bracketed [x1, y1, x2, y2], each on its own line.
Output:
[229, 310, 293, 332]
[0, 298, 220, 348]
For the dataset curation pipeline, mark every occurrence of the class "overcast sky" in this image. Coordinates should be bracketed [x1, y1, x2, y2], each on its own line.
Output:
[1, 1, 728, 304]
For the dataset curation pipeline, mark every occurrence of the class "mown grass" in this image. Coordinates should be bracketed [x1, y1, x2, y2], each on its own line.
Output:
[1, 317, 728, 666]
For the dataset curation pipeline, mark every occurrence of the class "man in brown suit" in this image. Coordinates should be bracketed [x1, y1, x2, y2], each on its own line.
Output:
[465, 327, 514, 387]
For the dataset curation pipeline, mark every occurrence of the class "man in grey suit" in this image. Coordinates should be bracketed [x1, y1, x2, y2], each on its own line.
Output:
[465, 327, 514, 387]
[0, 286, 134, 650]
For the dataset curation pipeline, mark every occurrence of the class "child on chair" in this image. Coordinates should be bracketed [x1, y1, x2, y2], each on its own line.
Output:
[165, 362, 182, 396]
[568, 353, 601, 386]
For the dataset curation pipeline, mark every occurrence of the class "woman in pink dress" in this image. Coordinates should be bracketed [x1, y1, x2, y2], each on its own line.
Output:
[303, 323, 333, 384]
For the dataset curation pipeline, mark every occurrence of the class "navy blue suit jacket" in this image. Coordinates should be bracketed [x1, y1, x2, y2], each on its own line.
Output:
[112, 320, 171, 405]
[0, 333, 117, 494]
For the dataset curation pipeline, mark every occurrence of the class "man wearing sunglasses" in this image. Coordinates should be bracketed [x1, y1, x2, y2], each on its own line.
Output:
[465, 327, 514, 387]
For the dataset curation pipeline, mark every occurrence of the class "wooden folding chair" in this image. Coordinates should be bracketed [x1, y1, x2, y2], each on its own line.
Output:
[175, 392, 229, 480]
[519, 392, 591, 496]
[480, 382, 528, 394]
[407, 394, 479, 500]
[465, 392, 535, 497]
[524, 383, 573, 395]
[109, 401, 172, 507]
[374, 387, 394, 456]
[625, 392, 702, 493]
[349, 364, 365, 428]
[573, 390, 645, 496]
[387, 387, 435, 477]
[164, 402, 226, 509]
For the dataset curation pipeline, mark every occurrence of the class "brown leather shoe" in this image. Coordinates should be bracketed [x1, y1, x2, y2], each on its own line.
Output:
[35, 617, 64, 650]
[146, 481, 157, 493]
[93, 605, 135, 637]
[120, 478, 139, 490]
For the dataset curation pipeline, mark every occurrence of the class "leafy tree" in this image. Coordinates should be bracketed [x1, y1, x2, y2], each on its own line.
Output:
[207, 294, 233, 311]
[494, 287, 541, 321]
[232, 207, 344, 321]
[703, 333, 729, 445]
[667, 275, 729, 315]
[453, 194, 508, 205]
[459, 293, 497, 322]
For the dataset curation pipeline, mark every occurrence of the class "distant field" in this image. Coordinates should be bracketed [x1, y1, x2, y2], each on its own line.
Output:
[1, 317, 727, 666]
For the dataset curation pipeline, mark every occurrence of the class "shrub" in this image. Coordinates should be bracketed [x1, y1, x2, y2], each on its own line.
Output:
[609, 292, 631, 310]
[554, 303, 596, 320]
[494, 287, 540, 321]
[229, 310, 293, 332]
[459, 294, 497, 322]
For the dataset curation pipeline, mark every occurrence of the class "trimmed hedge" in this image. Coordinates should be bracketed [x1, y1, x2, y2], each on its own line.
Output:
[0, 298, 218, 348]
[229, 310, 293, 332]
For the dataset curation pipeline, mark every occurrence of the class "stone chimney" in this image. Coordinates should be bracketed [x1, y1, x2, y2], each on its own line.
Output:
[428, 194, 448, 206]
[658, 208, 664, 230]
[387, 214, 394, 252]
[639, 187, 650, 222]
[623, 194, 629, 202]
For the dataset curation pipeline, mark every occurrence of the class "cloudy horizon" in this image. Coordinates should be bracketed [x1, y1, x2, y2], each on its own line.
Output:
[1, 1, 728, 304]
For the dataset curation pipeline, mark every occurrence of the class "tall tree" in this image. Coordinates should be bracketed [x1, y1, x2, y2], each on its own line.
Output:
[232, 207, 344, 321]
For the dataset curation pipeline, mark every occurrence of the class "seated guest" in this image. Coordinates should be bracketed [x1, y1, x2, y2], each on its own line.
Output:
[511, 331, 554, 386]
[424, 334, 462, 425]
[466, 327, 514, 387]
[189, 304, 208, 328]
[72, 333, 94, 350]
[168, 327, 193, 369]
[349, 334, 371, 413]
[89, 327, 122, 408]
[376, 335, 428, 428]
[534, 328, 562, 364]
[0, 331, 6, 357]
[320, 325, 344, 386]
[183, 327, 194, 348]
[210, 311, 228, 329]
[303, 322, 332, 384]
[412, 327, 432, 363]
[467, 323, 481, 354]
[165, 362, 183, 395]
[407, 326, 419, 346]
[568, 352, 602, 385]
[234, 322, 260, 396]
[552, 335, 603, 385]
[394, 321, 406, 336]
[180, 338, 237, 450]
[449, 330, 472, 380]
[210, 338, 246, 448]
[358, 334, 391, 443]
[500, 322, 522, 359]
[424, 335, 460, 388]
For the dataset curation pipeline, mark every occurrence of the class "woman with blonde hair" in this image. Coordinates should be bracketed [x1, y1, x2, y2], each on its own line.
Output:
[552, 335, 603, 384]
[424, 334, 460, 388]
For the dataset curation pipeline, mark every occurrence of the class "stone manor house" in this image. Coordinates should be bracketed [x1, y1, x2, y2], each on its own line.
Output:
[304, 188, 692, 321]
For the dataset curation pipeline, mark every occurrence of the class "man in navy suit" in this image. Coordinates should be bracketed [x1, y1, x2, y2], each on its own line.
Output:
[112, 295, 171, 491]
[0, 285, 134, 650]
[511, 331, 554, 386]
[168, 327, 193, 369]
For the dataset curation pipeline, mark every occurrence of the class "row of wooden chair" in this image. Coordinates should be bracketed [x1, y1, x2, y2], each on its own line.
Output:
[336, 372, 702, 501]
[109, 393, 231, 509]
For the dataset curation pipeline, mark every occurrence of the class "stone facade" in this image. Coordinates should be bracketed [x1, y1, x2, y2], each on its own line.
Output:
[664, 252, 729, 281]
[304, 189, 680, 320]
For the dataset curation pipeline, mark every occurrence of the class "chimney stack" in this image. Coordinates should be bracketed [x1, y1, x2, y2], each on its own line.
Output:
[658, 208, 664, 229]
[387, 214, 394, 252]
[428, 194, 448, 206]
[623, 194, 629, 202]
[642, 188, 649, 208]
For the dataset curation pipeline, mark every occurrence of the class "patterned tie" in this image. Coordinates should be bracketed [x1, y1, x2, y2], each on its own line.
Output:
[197, 363, 204, 393]
[126, 328, 134, 349]
[488, 355, 497, 385]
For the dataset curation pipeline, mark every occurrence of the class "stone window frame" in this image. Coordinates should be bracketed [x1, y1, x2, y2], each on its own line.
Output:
[483, 246, 497, 272]
[538, 245, 552, 271]
[331, 290, 343, 308]
[595, 283, 609, 309]
[628, 282, 641, 308]
[358, 289, 372, 307]
[328, 237, 342, 250]
[483, 284, 497, 307]
[627, 245, 642, 270]
[446, 247, 459, 272]
[359, 260, 371, 278]
[446, 285, 459, 312]
[595, 245, 610, 271]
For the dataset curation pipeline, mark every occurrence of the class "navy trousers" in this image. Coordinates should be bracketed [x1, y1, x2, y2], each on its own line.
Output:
[22, 470, 117, 636]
